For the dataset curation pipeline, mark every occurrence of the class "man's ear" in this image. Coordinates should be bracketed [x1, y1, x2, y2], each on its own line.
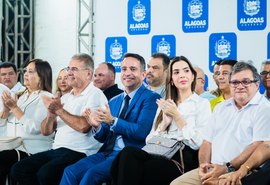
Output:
[87, 70, 93, 80]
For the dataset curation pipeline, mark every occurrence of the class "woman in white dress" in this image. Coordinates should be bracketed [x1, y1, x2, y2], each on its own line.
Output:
[0, 59, 54, 184]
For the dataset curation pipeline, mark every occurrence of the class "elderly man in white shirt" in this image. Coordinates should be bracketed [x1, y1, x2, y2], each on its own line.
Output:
[10, 53, 107, 185]
[171, 61, 270, 185]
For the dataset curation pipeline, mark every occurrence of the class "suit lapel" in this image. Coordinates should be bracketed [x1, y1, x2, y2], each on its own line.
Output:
[113, 94, 125, 117]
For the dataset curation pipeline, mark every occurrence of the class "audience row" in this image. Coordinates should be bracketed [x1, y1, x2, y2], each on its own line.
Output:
[0, 53, 269, 185]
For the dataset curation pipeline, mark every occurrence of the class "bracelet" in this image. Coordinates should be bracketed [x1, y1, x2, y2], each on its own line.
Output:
[244, 165, 251, 172]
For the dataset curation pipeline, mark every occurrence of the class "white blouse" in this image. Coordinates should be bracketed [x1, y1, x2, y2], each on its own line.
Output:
[0, 90, 54, 154]
[146, 93, 211, 150]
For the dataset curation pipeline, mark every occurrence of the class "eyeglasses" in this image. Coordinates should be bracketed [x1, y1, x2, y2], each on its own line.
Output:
[65, 67, 89, 73]
[260, 71, 270, 76]
[196, 77, 205, 81]
[229, 79, 258, 87]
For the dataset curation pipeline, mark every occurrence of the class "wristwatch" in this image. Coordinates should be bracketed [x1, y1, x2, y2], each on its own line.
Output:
[109, 117, 116, 126]
[226, 162, 235, 172]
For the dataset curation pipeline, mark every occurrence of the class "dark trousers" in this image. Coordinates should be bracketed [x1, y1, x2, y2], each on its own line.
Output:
[0, 150, 29, 185]
[242, 159, 270, 185]
[111, 146, 198, 185]
[10, 147, 86, 185]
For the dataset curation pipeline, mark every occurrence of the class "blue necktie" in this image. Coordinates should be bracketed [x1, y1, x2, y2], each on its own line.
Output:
[103, 95, 130, 155]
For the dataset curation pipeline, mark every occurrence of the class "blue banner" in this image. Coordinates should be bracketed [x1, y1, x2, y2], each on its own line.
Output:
[259, 80, 266, 94]
[237, 0, 266, 31]
[151, 35, 176, 58]
[128, 0, 151, 35]
[204, 74, 209, 91]
[182, 0, 208, 33]
[267, 32, 270, 59]
[105, 37, 127, 73]
[209, 33, 237, 73]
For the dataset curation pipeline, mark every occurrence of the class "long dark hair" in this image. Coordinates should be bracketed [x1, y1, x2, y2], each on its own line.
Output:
[154, 56, 197, 130]
[24, 59, 52, 92]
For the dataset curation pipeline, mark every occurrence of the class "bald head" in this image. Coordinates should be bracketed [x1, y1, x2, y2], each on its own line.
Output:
[94, 63, 116, 90]
[194, 67, 205, 95]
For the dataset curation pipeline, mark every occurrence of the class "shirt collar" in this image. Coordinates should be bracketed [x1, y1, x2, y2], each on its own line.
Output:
[182, 93, 201, 103]
[70, 82, 93, 96]
[123, 84, 142, 100]
[225, 91, 262, 109]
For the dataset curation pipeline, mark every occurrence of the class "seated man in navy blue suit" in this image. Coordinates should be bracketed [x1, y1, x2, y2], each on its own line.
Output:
[59, 53, 161, 185]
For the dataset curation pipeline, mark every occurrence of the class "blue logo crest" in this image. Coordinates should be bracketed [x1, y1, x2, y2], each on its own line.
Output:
[182, 0, 208, 33]
[105, 37, 127, 73]
[215, 36, 231, 59]
[209, 33, 237, 72]
[128, 0, 151, 35]
[151, 35, 176, 58]
[237, 0, 266, 31]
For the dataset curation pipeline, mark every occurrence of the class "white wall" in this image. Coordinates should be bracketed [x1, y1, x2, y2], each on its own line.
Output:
[0, 0, 3, 61]
[34, 0, 77, 90]
[34, 0, 269, 90]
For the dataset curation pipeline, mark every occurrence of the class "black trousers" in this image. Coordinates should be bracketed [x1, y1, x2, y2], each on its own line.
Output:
[111, 145, 198, 185]
[242, 159, 270, 185]
[10, 147, 86, 185]
[0, 149, 29, 185]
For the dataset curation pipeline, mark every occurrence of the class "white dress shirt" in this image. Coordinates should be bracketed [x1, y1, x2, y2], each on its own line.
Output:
[203, 92, 270, 165]
[146, 93, 212, 150]
[0, 90, 55, 154]
[11, 82, 26, 94]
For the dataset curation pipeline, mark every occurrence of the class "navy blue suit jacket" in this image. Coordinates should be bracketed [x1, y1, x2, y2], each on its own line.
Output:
[95, 85, 161, 151]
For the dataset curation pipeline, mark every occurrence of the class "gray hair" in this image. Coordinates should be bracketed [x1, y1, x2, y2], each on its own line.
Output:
[71, 53, 94, 72]
[260, 60, 270, 72]
[229, 61, 260, 82]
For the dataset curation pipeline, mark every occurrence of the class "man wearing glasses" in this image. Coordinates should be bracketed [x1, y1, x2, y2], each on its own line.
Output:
[171, 61, 270, 185]
[11, 53, 107, 185]
[260, 60, 270, 100]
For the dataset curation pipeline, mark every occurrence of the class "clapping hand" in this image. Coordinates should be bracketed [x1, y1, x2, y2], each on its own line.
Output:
[42, 92, 63, 115]
[95, 104, 114, 124]
[218, 169, 245, 185]
[2, 90, 17, 110]
[200, 163, 227, 184]
[156, 99, 178, 117]
[83, 108, 100, 128]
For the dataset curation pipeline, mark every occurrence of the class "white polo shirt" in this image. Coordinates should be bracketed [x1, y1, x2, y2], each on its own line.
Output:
[52, 82, 107, 156]
[203, 91, 270, 165]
